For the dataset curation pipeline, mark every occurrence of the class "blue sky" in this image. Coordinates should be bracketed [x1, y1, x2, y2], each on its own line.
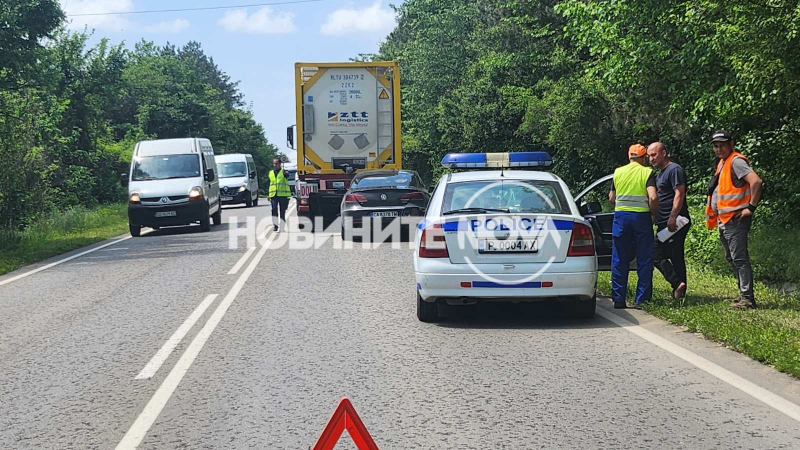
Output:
[60, 0, 398, 163]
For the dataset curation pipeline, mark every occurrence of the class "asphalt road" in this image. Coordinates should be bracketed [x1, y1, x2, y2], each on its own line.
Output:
[2, 200, 800, 449]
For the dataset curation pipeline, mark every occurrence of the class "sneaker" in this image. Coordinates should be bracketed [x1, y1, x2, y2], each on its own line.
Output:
[273, 225, 279, 232]
[730, 299, 755, 310]
[613, 302, 627, 309]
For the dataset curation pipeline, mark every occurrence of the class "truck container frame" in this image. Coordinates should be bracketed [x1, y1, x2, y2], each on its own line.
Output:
[288, 62, 402, 225]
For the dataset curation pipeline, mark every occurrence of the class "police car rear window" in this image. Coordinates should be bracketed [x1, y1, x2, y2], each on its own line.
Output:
[442, 180, 570, 215]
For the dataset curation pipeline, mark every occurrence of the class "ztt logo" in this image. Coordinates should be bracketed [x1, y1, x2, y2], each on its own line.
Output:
[328, 111, 369, 122]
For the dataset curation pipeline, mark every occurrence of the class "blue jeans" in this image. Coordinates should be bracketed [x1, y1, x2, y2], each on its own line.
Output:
[611, 211, 654, 305]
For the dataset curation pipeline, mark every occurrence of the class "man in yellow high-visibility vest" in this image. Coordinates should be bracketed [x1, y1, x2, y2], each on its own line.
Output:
[608, 144, 658, 308]
[269, 158, 292, 232]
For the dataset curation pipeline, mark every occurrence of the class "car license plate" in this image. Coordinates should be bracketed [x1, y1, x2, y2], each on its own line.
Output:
[221, 196, 233, 201]
[479, 239, 538, 253]
[154, 211, 177, 218]
[371, 211, 399, 218]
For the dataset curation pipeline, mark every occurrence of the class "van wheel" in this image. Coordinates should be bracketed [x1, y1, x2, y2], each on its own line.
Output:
[417, 292, 439, 322]
[129, 224, 141, 237]
[573, 295, 596, 319]
[212, 206, 222, 226]
[200, 212, 211, 232]
[245, 195, 253, 208]
[253, 196, 259, 206]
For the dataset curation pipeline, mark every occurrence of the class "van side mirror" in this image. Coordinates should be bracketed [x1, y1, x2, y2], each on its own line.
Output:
[205, 168, 215, 182]
[120, 173, 129, 187]
[580, 201, 602, 216]
[286, 125, 295, 149]
[249, 171, 256, 179]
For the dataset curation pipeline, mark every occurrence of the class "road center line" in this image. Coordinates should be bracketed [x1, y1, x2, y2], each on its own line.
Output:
[0, 235, 132, 287]
[115, 229, 280, 450]
[134, 294, 219, 380]
[596, 307, 800, 423]
[227, 247, 256, 275]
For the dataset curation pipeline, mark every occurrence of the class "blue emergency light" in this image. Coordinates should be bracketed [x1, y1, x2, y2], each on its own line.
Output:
[441, 152, 553, 169]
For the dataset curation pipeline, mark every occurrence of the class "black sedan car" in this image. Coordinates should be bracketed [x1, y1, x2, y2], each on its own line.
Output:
[340, 170, 430, 240]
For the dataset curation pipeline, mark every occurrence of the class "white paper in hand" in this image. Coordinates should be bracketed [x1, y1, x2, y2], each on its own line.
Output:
[657, 215, 690, 242]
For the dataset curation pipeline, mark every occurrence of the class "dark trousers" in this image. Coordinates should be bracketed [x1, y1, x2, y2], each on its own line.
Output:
[611, 211, 654, 305]
[271, 196, 289, 228]
[720, 216, 755, 304]
[654, 224, 689, 290]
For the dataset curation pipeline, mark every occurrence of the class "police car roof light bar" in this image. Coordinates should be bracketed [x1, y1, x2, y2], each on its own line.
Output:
[441, 152, 552, 170]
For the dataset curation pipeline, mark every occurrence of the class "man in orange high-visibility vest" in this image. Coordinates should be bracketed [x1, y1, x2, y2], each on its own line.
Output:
[705, 131, 763, 309]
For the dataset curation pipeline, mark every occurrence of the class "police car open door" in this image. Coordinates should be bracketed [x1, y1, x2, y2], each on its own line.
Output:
[574, 175, 614, 271]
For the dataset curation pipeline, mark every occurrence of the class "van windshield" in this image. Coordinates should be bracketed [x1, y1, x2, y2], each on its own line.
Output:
[218, 162, 247, 178]
[132, 155, 201, 181]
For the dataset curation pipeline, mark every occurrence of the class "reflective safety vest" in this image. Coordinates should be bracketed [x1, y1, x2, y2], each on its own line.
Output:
[705, 152, 751, 229]
[268, 169, 291, 197]
[613, 162, 653, 213]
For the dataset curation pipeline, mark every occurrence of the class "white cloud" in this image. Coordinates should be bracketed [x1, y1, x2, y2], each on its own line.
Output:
[321, 1, 395, 36]
[60, 0, 134, 32]
[143, 18, 190, 34]
[218, 7, 296, 34]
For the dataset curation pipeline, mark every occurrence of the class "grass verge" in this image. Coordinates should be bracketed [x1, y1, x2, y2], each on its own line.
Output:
[598, 267, 800, 378]
[0, 204, 128, 276]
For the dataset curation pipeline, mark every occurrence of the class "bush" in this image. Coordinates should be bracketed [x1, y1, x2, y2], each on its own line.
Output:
[683, 197, 799, 285]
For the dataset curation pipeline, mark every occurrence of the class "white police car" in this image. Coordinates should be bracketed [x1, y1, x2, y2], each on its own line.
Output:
[414, 152, 600, 322]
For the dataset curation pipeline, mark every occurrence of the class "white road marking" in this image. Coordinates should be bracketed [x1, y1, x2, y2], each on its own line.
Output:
[116, 228, 282, 449]
[0, 235, 132, 287]
[227, 247, 255, 275]
[134, 294, 219, 380]
[103, 247, 130, 251]
[597, 307, 800, 423]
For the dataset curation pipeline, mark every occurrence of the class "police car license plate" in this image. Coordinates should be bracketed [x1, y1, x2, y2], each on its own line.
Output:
[154, 211, 177, 218]
[221, 196, 233, 201]
[480, 239, 538, 253]
[371, 211, 399, 218]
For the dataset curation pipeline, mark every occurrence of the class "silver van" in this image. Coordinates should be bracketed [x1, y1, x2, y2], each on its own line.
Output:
[123, 138, 221, 237]
[216, 153, 259, 207]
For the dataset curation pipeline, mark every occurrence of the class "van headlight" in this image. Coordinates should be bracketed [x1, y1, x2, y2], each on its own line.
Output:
[189, 186, 204, 201]
[239, 185, 247, 192]
[129, 192, 141, 205]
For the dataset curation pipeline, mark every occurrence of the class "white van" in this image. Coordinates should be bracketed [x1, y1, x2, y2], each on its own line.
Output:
[284, 163, 298, 195]
[123, 138, 221, 237]
[216, 153, 259, 207]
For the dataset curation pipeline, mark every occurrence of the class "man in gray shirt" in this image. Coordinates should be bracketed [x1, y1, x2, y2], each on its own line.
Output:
[706, 131, 763, 309]
[647, 142, 690, 299]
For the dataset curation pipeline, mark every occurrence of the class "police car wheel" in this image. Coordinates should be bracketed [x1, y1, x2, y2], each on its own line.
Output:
[417, 292, 439, 322]
[573, 294, 596, 319]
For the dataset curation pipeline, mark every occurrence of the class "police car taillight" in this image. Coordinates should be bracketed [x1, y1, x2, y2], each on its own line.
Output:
[419, 224, 449, 258]
[567, 222, 595, 257]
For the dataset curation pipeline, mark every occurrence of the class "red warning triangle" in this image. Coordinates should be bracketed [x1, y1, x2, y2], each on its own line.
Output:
[312, 398, 379, 450]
